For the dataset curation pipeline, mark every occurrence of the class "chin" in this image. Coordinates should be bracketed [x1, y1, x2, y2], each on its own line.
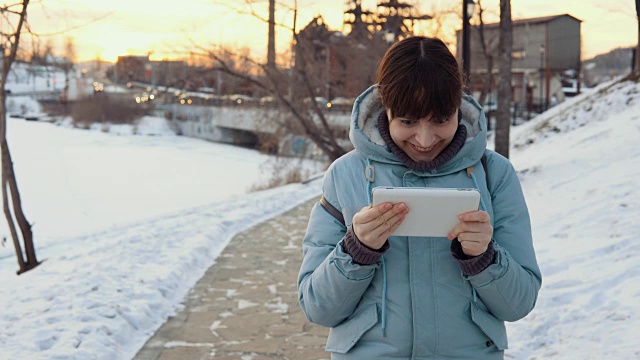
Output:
[405, 147, 438, 162]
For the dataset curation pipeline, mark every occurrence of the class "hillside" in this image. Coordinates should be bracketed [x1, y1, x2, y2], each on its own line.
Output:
[505, 76, 639, 358]
[583, 47, 634, 86]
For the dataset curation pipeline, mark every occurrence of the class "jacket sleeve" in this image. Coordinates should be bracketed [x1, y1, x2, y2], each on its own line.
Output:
[466, 153, 542, 322]
[297, 170, 379, 328]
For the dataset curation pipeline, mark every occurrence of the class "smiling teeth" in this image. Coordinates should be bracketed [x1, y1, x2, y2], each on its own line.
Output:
[412, 144, 433, 152]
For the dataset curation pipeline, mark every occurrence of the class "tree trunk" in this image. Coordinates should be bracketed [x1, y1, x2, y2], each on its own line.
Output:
[0, 0, 39, 274]
[267, 0, 276, 68]
[495, 0, 512, 158]
[1, 141, 25, 272]
[476, 0, 493, 107]
[2, 140, 38, 273]
[635, 0, 640, 74]
[475, 0, 495, 130]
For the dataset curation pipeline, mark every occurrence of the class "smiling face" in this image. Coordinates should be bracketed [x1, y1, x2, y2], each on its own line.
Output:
[387, 109, 459, 163]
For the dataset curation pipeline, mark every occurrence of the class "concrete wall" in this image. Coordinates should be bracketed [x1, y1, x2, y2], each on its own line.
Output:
[154, 104, 352, 154]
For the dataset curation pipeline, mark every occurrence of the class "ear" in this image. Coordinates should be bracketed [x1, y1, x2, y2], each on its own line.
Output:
[386, 108, 393, 121]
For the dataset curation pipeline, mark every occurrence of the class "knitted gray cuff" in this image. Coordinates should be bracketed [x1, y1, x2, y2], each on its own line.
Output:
[451, 240, 496, 276]
[343, 227, 389, 265]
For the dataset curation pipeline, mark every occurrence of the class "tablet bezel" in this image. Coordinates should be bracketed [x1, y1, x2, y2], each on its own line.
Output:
[371, 187, 481, 237]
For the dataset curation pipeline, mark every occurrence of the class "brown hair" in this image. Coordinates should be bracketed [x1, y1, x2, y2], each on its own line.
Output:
[376, 36, 462, 122]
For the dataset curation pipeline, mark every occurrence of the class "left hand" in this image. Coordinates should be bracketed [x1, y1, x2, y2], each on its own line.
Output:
[447, 210, 493, 257]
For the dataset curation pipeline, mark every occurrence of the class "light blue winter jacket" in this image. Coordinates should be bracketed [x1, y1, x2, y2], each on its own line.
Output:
[298, 85, 542, 359]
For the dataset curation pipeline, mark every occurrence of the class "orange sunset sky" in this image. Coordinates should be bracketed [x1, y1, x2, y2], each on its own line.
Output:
[26, 0, 637, 63]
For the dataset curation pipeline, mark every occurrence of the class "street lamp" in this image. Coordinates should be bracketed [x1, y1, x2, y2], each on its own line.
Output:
[539, 44, 545, 112]
[462, 0, 476, 85]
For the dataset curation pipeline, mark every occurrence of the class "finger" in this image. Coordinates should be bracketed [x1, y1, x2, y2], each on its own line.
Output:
[376, 203, 408, 229]
[448, 223, 463, 240]
[379, 211, 408, 239]
[462, 221, 492, 234]
[362, 202, 393, 223]
[458, 240, 489, 257]
[457, 231, 491, 243]
[352, 204, 383, 226]
[354, 210, 390, 241]
[458, 210, 491, 223]
[448, 218, 492, 240]
[365, 204, 409, 239]
[368, 202, 408, 226]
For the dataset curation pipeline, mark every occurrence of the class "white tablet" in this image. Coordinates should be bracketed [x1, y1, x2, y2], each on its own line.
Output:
[371, 187, 481, 237]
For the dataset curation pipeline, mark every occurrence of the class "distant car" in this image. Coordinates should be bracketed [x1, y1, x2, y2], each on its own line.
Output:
[327, 97, 354, 110]
[23, 112, 46, 121]
[225, 94, 253, 105]
[304, 97, 329, 107]
[259, 96, 275, 105]
[329, 97, 354, 106]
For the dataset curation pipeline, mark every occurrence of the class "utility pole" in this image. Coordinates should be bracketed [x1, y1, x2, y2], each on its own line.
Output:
[461, 0, 476, 85]
[267, 0, 276, 68]
[495, 0, 512, 159]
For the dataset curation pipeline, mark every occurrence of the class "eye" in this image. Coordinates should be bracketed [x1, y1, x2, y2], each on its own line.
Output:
[398, 119, 418, 126]
[433, 116, 451, 125]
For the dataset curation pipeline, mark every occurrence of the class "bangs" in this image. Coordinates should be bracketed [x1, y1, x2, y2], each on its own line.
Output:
[384, 60, 461, 121]
[377, 36, 462, 122]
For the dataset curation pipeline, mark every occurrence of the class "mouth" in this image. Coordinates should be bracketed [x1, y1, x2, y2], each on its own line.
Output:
[409, 142, 437, 153]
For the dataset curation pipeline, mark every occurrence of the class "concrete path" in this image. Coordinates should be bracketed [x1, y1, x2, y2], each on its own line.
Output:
[134, 198, 329, 360]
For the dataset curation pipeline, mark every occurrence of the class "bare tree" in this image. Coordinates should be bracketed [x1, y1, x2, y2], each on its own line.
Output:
[206, 0, 350, 161]
[0, 0, 40, 274]
[633, 0, 640, 75]
[62, 37, 76, 103]
[495, 0, 512, 158]
[475, 0, 498, 107]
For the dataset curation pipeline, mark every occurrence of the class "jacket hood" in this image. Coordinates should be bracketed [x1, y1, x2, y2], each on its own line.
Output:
[348, 85, 488, 175]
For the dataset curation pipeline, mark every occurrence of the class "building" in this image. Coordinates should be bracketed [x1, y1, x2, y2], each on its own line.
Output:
[457, 14, 582, 113]
[115, 55, 150, 84]
[152, 60, 189, 87]
[115, 56, 189, 87]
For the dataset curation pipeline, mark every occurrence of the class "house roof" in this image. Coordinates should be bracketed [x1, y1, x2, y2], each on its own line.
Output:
[480, 14, 582, 29]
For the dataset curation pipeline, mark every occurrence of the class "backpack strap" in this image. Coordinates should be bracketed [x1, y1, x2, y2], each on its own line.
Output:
[319, 195, 345, 225]
[481, 153, 490, 193]
[466, 153, 491, 199]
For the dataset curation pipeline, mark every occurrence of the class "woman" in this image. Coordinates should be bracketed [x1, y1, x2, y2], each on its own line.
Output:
[297, 36, 541, 359]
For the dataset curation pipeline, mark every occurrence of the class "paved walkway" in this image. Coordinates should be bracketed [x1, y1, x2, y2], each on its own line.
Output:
[134, 198, 329, 360]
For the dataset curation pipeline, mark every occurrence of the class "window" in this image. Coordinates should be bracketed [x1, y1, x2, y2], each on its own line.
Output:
[512, 50, 526, 60]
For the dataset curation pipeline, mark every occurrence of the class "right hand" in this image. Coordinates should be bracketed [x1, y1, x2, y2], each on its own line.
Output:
[352, 202, 409, 250]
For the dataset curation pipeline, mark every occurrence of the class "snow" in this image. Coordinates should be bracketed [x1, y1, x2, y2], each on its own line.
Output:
[5, 63, 83, 98]
[505, 78, 640, 359]
[0, 77, 639, 359]
[0, 106, 325, 359]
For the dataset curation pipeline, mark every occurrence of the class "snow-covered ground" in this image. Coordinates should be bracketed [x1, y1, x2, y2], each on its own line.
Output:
[0, 77, 638, 359]
[0, 107, 325, 359]
[4, 62, 91, 100]
[505, 78, 640, 359]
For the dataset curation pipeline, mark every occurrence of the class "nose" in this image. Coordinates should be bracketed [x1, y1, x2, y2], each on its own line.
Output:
[414, 122, 437, 147]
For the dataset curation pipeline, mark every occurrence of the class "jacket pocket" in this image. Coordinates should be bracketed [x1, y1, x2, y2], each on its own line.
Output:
[470, 301, 508, 350]
[325, 303, 378, 354]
